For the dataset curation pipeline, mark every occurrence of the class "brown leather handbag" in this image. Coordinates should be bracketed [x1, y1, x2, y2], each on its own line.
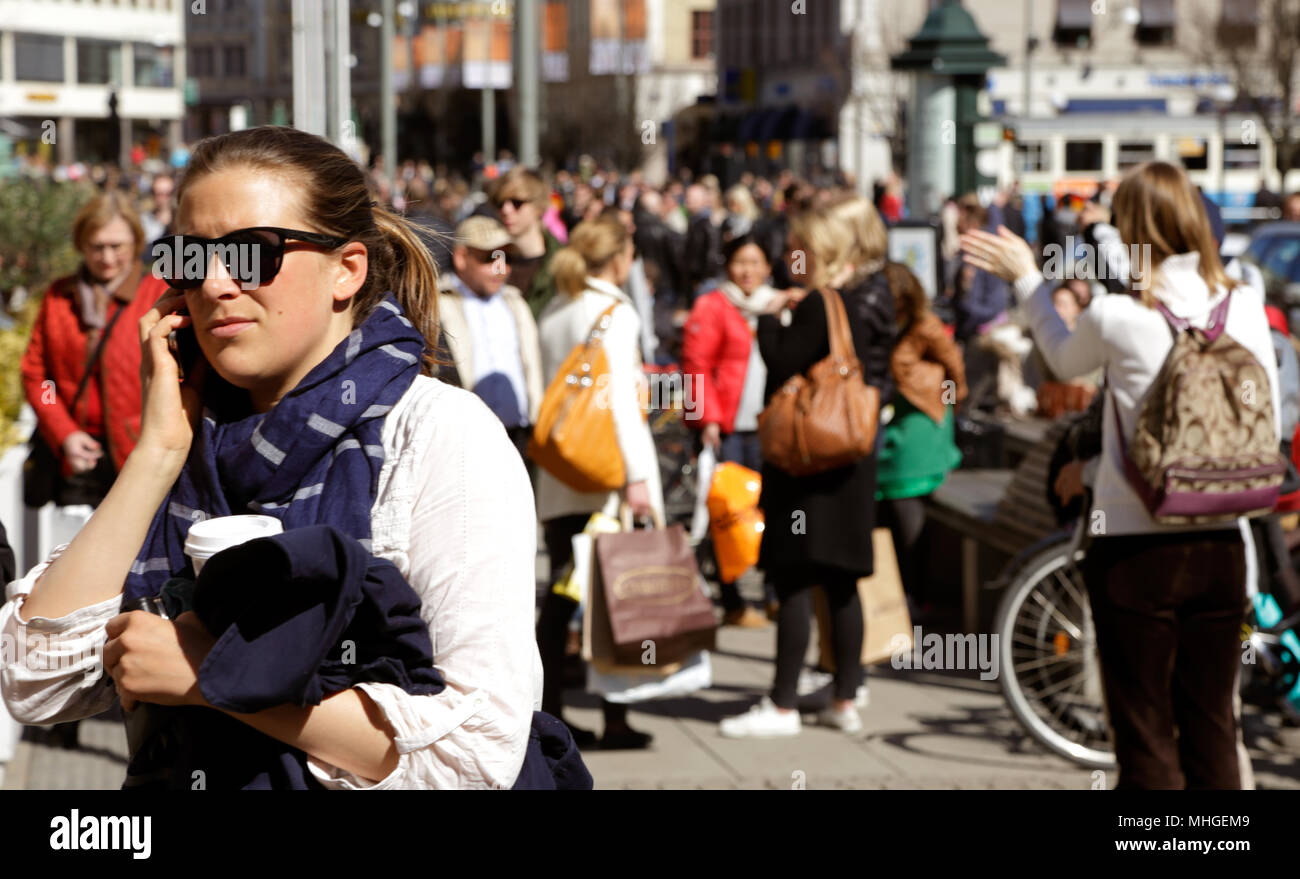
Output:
[757, 287, 880, 476]
[528, 303, 626, 493]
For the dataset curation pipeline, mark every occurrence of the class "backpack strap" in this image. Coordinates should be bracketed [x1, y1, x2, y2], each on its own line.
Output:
[1153, 293, 1232, 342]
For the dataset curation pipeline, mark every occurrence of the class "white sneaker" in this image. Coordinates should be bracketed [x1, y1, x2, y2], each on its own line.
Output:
[855, 682, 869, 709]
[796, 669, 833, 696]
[817, 704, 863, 734]
[719, 697, 801, 738]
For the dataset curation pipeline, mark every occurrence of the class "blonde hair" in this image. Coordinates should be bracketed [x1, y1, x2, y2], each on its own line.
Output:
[1111, 161, 1235, 307]
[73, 191, 145, 253]
[490, 165, 550, 212]
[829, 195, 887, 284]
[789, 209, 853, 290]
[725, 184, 759, 222]
[178, 126, 441, 375]
[551, 214, 630, 297]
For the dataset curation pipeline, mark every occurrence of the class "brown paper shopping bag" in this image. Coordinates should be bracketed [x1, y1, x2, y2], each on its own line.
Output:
[814, 528, 914, 670]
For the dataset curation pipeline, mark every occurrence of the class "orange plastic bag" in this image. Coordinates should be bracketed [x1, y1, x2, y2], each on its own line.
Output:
[707, 462, 764, 583]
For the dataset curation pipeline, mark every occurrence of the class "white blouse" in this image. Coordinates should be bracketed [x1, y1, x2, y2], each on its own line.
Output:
[1, 375, 544, 789]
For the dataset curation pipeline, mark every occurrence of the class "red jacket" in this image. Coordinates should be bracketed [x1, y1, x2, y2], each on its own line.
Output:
[681, 290, 755, 434]
[21, 269, 166, 476]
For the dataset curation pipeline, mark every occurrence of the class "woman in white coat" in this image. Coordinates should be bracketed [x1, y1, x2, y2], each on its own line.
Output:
[534, 212, 663, 750]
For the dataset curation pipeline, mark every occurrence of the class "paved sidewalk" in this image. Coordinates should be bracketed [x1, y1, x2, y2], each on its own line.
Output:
[5, 617, 1298, 790]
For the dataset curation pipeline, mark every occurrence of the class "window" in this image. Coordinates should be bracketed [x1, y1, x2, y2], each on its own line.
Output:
[691, 10, 713, 60]
[77, 39, 120, 85]
[192, 45, 214, 77]
[1014, 142, 1046, 173]
[134, 43, 175, 87]
[1176, 136, 1208, 171]
[223, 45, 245, 77]
[1117, 140, 1155, 169]
[1135, 0, 1174, 45]
[1223, 139, 1260, 170]
[1053, 0, 1092, 48]
[1065, 140, 1103, 171]
[1219, 0, 1258, 49]
[15, 33, 65, 83]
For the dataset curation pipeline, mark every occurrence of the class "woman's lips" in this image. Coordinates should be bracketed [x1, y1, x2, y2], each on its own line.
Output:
[208, 320, 254, 338]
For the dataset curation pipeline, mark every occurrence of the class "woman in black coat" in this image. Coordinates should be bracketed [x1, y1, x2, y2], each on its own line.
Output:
[719, 204, 895, 739]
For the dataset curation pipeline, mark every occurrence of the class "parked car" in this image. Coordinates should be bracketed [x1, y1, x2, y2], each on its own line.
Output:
[1239, 222, 1300, 334]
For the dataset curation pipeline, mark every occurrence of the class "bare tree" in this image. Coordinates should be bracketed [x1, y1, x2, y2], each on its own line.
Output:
[1183, 0, 1300, 182]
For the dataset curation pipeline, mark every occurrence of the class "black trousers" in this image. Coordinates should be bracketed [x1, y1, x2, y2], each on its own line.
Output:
[879, 496, 928, 605]
[1082, 529, 1246, 790]
[536, 514, 629, 728]
[768, 564, 863, 708]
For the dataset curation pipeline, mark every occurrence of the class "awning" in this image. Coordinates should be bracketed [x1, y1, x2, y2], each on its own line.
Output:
[1063, 98, 1167, 113]
[758, 107, 799, 142]
[790, 110, 831, 141]
[737, 108, 776, 144]
[1056, 0, 1093, 29]
[1139, 0, 1175, 28]
[0, 117, 34, 138]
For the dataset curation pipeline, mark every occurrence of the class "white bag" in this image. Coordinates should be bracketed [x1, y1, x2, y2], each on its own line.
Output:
[586, 648, 713, 704]
[689, 446, 716, 542]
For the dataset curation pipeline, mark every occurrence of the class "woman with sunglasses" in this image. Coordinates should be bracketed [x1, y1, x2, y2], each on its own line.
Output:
[1, 126, 545, 789]
[490, 166, 564, 319]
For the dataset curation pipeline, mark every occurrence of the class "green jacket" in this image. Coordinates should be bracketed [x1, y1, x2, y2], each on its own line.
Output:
[524, 229, 565, 320]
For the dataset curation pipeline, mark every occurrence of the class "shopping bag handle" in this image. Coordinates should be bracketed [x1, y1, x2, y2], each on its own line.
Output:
[618, 502, 666, 532]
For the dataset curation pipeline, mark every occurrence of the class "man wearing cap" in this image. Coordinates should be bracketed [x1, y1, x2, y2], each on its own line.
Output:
[438, 216, 544, 459]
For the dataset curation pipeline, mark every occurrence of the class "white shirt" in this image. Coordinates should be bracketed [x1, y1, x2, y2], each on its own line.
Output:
[1013, 252, 1281, 536]
[1, 375, 544, 789]
[454, 276, 530, 428]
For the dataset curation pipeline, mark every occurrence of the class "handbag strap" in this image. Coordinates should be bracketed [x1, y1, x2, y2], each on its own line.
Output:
[583, 303, 621, 349]
[818, 287, 856, 362]
[71, 296, 129, 411]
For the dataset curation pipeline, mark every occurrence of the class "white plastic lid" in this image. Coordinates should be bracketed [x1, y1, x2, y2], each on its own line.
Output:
[184, 514, 284, 560]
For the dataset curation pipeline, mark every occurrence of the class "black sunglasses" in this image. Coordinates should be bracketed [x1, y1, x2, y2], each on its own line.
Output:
[496, 197, 529, 211]
[152, 226, 350, 290]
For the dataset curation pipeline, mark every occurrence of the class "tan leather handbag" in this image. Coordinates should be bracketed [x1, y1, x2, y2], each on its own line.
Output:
[757, 287, 880, 476]
[529, 303, 626, 493]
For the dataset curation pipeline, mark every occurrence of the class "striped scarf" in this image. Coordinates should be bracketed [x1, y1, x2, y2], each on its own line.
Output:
[124, 293, 426, 602]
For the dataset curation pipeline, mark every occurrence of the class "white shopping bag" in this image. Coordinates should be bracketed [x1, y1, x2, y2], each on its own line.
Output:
[587, 649, 713, 704]
[689, 446, 716, 542]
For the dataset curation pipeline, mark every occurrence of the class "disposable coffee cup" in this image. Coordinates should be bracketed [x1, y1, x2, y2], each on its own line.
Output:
[184, 514, 284, 575]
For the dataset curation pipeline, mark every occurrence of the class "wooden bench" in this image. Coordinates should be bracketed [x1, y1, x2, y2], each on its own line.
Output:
[926, 416, 1071, 630]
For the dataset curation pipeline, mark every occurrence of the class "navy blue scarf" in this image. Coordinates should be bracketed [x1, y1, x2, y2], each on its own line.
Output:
[125, 293, 426, 603]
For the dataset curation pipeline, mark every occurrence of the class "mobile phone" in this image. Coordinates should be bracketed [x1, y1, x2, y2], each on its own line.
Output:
[167, 310, 203, 380]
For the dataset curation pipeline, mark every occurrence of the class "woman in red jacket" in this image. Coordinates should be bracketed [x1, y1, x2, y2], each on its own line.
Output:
[22, 191, 166, 509]
[682, 233, 787, 627]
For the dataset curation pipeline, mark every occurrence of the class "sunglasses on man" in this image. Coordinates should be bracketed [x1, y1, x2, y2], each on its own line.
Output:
[496, 197, 531, 212]
[152, 226, 349, 290]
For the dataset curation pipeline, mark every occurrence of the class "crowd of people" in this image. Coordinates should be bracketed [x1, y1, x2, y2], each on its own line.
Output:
[2, 126, 1299, 789]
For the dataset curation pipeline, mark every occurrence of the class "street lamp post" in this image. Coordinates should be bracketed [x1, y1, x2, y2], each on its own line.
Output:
[891, 0, 1005, 217]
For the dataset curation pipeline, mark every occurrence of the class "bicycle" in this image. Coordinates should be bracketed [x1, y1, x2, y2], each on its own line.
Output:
[994, 520, 1300, 770]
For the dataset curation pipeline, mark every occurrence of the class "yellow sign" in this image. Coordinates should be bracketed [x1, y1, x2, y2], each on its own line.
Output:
[25, 92, 57, 102]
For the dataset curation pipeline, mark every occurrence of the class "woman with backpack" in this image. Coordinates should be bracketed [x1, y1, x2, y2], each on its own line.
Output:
[533, 213, 662, 751]
[962, 161, 1281, 789]
[718, 204, 894, 739]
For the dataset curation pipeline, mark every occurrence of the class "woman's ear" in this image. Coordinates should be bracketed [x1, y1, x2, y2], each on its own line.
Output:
[333, 241, 369, 304]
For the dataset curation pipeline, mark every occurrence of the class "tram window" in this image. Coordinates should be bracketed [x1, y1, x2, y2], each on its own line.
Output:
[1118, 141, 1155, 170]
[1015, 142, 1047, 173]
[1224, 140, 1261, 170]
[1065, 140, 1103, 172]
[1177, 137, 1209, 171]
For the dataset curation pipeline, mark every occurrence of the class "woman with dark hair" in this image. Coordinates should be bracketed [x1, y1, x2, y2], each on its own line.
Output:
[682, 233, 787, 627]
[2, 126, 547, 789]
[963, 161, 1279, 789]
[876, 262, 966, 615]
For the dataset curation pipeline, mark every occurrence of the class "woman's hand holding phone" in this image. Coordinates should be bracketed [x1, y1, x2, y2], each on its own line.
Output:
[136, 290, 206, 476]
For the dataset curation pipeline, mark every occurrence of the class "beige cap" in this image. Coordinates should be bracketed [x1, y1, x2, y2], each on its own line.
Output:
[455, 215, 513, 252]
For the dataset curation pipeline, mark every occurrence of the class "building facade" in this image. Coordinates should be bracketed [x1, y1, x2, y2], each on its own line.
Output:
[0, 0, 186, 167]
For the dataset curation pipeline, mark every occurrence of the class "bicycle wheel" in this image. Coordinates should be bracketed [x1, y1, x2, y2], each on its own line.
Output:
[994, 533, 1116, 769]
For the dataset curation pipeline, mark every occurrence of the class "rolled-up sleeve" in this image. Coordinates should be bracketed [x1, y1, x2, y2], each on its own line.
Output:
[305, 381, 543, 789]
[1, 545, 120, 725]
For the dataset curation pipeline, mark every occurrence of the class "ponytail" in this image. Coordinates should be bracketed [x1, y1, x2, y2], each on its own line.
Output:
[551, 245, 589, 298]
[371, 204, 442, 375]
